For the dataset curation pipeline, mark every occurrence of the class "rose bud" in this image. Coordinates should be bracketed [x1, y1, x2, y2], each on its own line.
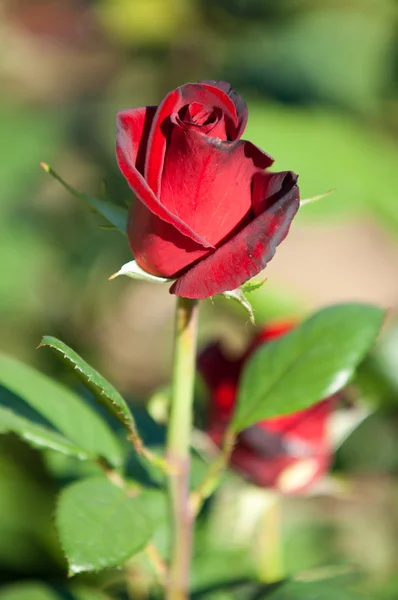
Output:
[199, 321, 334, 494]
[116, 81, 300, 299]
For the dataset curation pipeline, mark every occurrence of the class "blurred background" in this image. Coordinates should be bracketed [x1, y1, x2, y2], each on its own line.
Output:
[0, 0, 398, 598]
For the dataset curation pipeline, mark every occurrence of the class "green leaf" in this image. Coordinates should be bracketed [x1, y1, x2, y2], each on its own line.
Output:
[233, 303, 384, 431]
[0, 355, 122, 467]
[0, 583, 59, 600]
[39, 336, 134, 428]
[38, 337, 171, 474]
[68, 586, 114, 600]
[0, 583, 113, 600]
[56, 476, 153, 574]
[40, 163, 128, 234]
[265, 580, 363, 600]
[0, 406, 90, 459]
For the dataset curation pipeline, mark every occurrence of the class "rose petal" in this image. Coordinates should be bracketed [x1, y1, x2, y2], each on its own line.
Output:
[116, 107, 156, 174]
[171, 106, 227, 139]
[199, 80, 248, 138]
[175, 104, 227, 138]
[170, 176, 299, 298]
[160, 127, 274, 247]
[252, 170, 298, 216]
[260, 399, 332, 441]
[116, 109, 213, 249]
[144, 83, 240, 198]
[199, 342, 241, 394]
[128, 200, 211, 277]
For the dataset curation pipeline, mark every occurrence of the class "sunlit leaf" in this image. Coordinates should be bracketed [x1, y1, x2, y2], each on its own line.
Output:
[0, 355, 122, 467]
[0, 406, 90, 459]
[39, 336, 134, 428]
[56, 477, 153, 574]
[233, 304, 384, 431]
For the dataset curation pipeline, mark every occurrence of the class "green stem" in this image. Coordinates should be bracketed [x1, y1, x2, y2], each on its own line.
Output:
[166, 297, 199, 600]
[256, 492, 284, 583]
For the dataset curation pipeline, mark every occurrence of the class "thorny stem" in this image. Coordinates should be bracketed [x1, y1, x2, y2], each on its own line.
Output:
[166, 297, 199, 600]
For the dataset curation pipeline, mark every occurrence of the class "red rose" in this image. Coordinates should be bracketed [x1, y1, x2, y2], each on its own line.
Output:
[199, 321, 334, 494]
[116, 81, 300, 299]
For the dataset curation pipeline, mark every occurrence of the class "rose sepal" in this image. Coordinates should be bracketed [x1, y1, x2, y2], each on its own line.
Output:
[220, 287, 256, 325]
[109, 260, 174, 284]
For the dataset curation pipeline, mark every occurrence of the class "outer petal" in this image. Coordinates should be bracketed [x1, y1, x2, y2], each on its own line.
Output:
[144, 83, 240, 198]
[232, 400, 332, 491]
[160, 127, 273, 247]
[116, 107, 156, 175]
[128, 200, 211, 278]
[170, 174, 299, 298]
[252, 170, 297, 216]
[249, 320, 297, 350]
[261, 399, 332, 443]
[116, 109, 212, 249]
[198, 342, 236, 392]
[199, 80, 248, 138]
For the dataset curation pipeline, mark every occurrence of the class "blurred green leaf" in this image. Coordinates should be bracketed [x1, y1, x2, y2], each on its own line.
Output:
[132, 488, 168, 555]
[67, 587, 114, 600]
[0, 355, 122, 467]
[0, 406, 90, 460]
[265, 579, 364, 600]
[70, 588, 113, 600]
[371, 323, 398, 393]
[40, 163, 128, 234]
[353, 355, 397, 409]
[337, 412, 397, 472]
[347, 321, 398, 409]
[0, 583, 59, 600]
[191, 549, 253, 596]
[233, 304, 384, 431]
[0, 582, 113, 600]
[39, 336, 134, 428]
[56, 476, 153, 574]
